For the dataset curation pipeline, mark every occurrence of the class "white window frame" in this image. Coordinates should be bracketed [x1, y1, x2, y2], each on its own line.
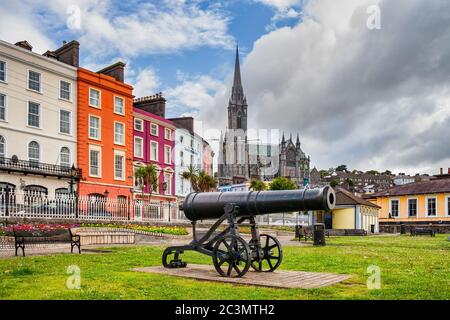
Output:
[446, 195, 450, 217]
[114, 121, 125, 145]
[27, 101, 41, 128]
[0, 60, 7, 83]
[407, 197, 418, 217]
[27, 69, 42, 93]
[134, 136, 144, 158]
[28, 140, 40, 163]
[59, 80, 72, 102]
[134, 118, 144, 131]
[389, 198, 400, 218]
[425, 196, 437, 217]
[59, 146, 71, 167]
[164, 145, 172, 165]
[164, 171, 173, 195]
[88, 115, 101, 140]
[0, 135, 6, 158]
[89, 145, 102, 178]
[0, 93, 6, 122]
[150, 141, 158, 161]
[89, 88, 101, 108]
[150, 123, 159, 136]
[59, 109, 72, 135]
[114, 150, 126, 181]
[164, 128, 172, 140]
[114, 96, 125, 115]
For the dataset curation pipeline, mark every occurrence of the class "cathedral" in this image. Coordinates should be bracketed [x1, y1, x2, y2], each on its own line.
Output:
[218, 46, 310, 186]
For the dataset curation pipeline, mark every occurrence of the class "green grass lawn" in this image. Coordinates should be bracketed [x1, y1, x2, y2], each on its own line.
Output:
[0, 235, 448, 300]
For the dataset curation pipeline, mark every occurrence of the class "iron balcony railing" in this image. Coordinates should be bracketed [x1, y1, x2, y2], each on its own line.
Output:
[0, 157, 81, 179]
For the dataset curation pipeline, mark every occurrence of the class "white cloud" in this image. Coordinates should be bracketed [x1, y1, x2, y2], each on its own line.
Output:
[131, 67, 160, 98]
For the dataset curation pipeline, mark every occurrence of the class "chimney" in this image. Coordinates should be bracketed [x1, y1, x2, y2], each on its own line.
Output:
[134, 93, 166, 118]
[97, 62, 125, 83]
[169, 117, 194, 134]
[15, 40, 33, 51]
[51, 40, 80, 67]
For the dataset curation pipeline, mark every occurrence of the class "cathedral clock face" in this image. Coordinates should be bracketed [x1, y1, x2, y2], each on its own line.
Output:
[287, 148, 296, 167]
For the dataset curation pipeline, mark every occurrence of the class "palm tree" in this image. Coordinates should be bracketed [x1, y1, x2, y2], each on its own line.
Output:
[134, 164, 159, 201]
[181, 165, 200, 192]
[249, 179, 266, 191]
[197, 170, 217, 192]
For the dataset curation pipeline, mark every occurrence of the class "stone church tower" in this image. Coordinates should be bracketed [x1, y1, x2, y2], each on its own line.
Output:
[279, 133, 311, 186]
[219, 46, 249, 184]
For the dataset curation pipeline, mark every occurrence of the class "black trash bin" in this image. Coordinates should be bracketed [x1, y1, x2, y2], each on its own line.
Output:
[400, 223, 405, 235]
[313, 223, 326, 246]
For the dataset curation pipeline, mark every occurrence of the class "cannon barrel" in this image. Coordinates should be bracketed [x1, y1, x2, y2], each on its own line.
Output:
[181, 186, 335, 221]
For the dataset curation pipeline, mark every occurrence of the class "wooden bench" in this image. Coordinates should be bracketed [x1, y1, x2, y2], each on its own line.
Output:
[410, 228, 435, 237]
[13, 228, 81, 257]
[295, 226, 330, 241]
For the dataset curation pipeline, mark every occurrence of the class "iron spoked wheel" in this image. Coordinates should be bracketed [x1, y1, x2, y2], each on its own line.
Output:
[212, 235, 251, 278]
[251, 234, 283, 272]
[162, 248, 186, 269]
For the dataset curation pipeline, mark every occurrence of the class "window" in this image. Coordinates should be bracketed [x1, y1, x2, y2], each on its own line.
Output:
[390, 199, 399, 217]
[180, 136, 184, 143]
[89, 88, 100, 107]
[408, 199, 417, 217]
[114, 96, 124, 114]
[0, 94, 5, 121]
[114, 152, 125, 180]
[28, 102, 40, 128]
[0, 136, 5, 158]
[0, 61, 6, 82]
[60, 81, 71, 101]
[134, 136, 143, 158]
[60, 147, 70, 168]
[59, 110, 71, 134]
[164, 128, 172, 140]
[164, 145, 171, 164]
[89, 148, 101, 177]
[28, 141, 40, 163]
[447, 197, 450, 216]
[150, 123, 158, 136]
[134, 118, 143, 131]
[89, 115, 100, 140]
[28, 70, 41, 92]
[164, 173, 172, 195]
[114, 122, 125, 145]
[180, 151, 184, 167]
[427, 197, 437, 216]
[150, 141, 158, 161]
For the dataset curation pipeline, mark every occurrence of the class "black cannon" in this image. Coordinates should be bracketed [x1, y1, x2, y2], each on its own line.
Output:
[162, 186, 335, 277]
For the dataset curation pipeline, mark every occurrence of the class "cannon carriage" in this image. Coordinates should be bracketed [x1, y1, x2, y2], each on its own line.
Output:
[162, 186, 335, 277]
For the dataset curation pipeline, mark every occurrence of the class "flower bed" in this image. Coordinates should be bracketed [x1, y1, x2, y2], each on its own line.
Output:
[0, 223, 188, 237]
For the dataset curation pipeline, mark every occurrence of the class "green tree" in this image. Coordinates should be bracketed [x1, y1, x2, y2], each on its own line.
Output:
[134, 164, 159, 201]
[269, 177, 298, 190]
[319, 170, 329, 179]
[249, 179, 267, 191]
[330, 180, 339, 188]
[336, 165, 348, 172]
[345, 178, 355, 187]
[181, 166, 216, 192]
[181, 165, 200, 192]
[366, 170, 380, 175]
[382, 170, 393, 176]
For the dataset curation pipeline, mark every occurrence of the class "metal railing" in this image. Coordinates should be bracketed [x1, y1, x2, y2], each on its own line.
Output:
[0, 157, 81, 179]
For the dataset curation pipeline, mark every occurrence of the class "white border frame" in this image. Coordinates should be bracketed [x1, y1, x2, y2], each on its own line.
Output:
[389, 198, 401, 218]
[407, 197, 418, 218]
[88, 114, 101, 140]
[113, 121, 125, 146]
[88, 87, 101, 109]
[425, 196, 437, 217]
[88, 144, 102, 178]
[114, 95, 125, 115]
[134, 136, 144, 158]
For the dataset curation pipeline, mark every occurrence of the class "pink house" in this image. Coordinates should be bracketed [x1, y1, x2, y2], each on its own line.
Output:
[133, 94, 176, 203]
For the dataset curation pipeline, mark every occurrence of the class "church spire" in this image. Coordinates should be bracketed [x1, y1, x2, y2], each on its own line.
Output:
[231, 44, 244, 102]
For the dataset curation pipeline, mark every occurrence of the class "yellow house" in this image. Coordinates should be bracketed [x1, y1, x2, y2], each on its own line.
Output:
[314, 187, 381, 233]
[365, 177, 450, 232]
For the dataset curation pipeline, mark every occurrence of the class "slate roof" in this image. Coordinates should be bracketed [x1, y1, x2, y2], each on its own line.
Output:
[335, 187, 381, 209]
[365, 178, 450, 198]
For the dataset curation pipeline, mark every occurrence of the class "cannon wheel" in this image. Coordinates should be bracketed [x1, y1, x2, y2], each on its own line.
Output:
[212, 235, 251, 278]
[251, 234, 283, 272]
[162, 248, 187, 269]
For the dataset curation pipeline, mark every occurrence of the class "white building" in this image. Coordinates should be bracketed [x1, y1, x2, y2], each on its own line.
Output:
[0, 40, 79, 198]
[393, 174, 415, 186]
[170, 117, 204, 198]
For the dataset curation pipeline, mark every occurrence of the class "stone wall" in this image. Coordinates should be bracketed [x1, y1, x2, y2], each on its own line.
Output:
[379, 222, 450, 234]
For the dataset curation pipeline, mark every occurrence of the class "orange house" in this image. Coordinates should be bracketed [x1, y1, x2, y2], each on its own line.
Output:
[77, 63, 134, 200]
